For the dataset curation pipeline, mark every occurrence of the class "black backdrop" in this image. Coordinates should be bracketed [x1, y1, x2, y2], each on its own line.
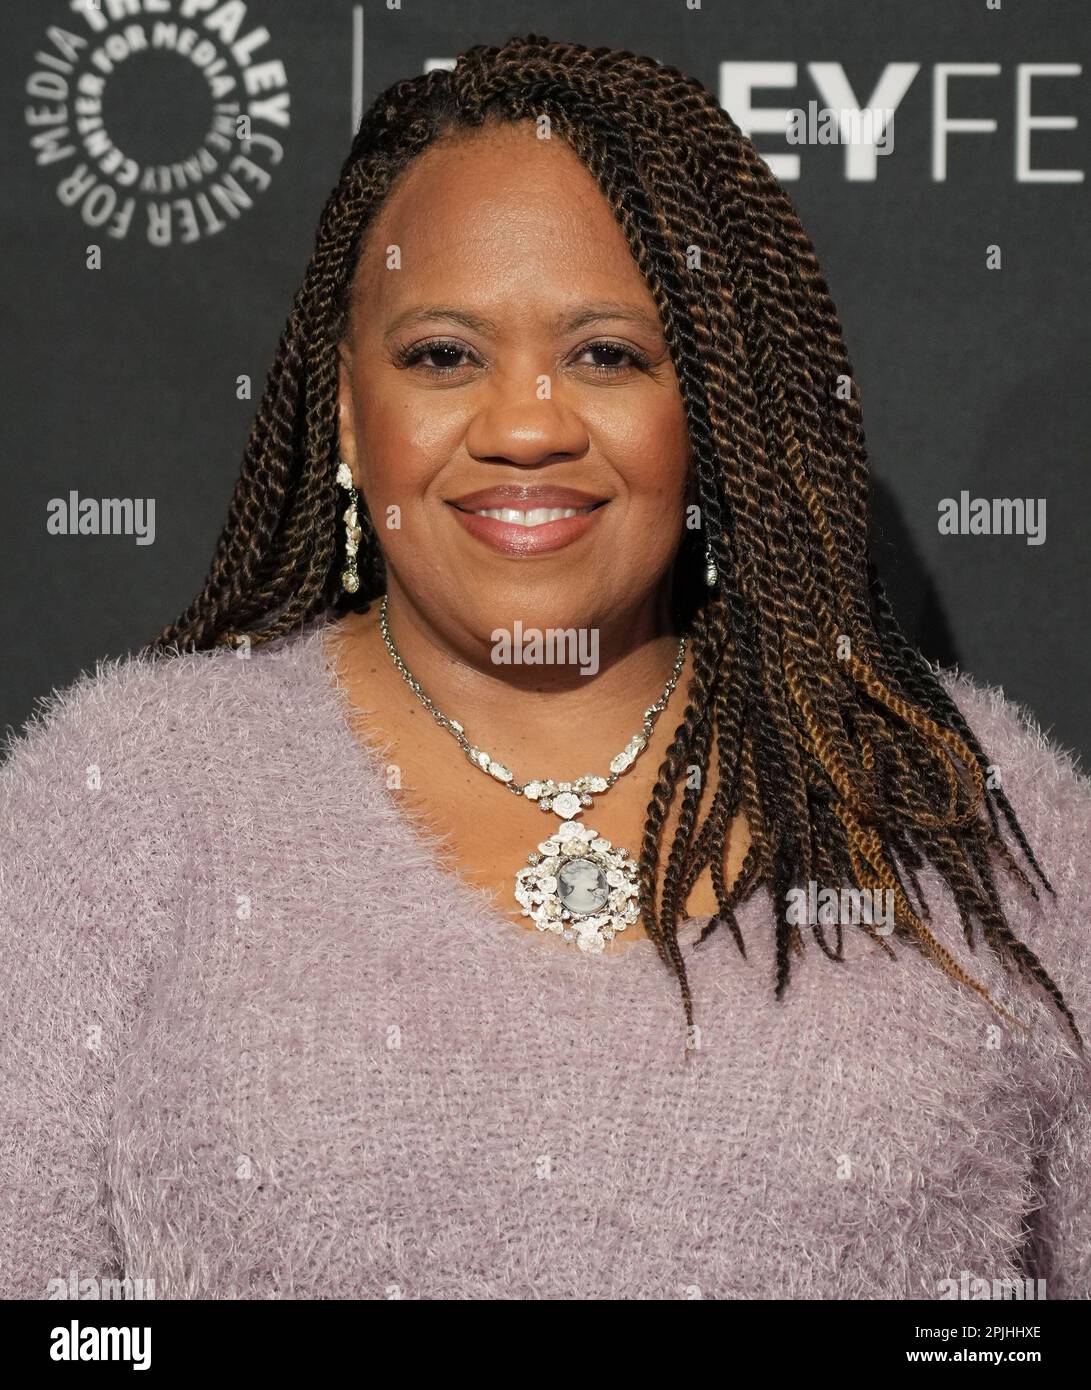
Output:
[4, 0, 1088, 764]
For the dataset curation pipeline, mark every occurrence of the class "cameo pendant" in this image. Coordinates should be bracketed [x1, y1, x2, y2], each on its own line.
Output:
[514, 819, 641, 953]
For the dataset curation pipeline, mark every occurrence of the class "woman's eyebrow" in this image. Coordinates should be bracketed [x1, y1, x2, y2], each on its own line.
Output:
[557, 302, 664, 336]
[382, 301, 664, 340]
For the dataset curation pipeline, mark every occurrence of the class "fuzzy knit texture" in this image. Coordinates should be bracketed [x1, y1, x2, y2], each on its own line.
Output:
[1, 616, 1089, 1301]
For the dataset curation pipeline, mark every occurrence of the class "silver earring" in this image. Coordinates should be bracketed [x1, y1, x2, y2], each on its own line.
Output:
[336, 460, 362, 593]
[704, 538, 718, 587]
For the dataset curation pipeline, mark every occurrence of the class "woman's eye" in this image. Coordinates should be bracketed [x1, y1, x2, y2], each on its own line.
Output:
[399, 340, 473, 374]
[396, 337, 651, 377]
[574, 340, 651, 375]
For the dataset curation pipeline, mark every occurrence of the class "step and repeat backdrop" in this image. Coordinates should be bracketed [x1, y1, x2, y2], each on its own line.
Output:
[3, 0, 1088, 761]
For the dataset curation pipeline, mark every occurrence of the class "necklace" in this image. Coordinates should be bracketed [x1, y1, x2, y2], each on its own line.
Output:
[378, 594, 687, 953]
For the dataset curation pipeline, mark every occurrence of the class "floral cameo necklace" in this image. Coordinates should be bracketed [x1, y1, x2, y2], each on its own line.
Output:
[378, 595, 687, 953]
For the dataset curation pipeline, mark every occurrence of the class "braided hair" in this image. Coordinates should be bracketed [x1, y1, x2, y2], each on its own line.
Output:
[147, 34, 1080, 1049]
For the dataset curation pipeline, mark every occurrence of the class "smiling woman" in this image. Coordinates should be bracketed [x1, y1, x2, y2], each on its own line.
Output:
[3, 32, 1089, 1302]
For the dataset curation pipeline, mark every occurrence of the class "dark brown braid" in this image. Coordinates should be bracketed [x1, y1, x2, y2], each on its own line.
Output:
[145, 34, 1080, 1051]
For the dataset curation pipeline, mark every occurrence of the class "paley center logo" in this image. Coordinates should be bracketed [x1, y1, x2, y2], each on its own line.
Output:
[24, 0, 290, 246]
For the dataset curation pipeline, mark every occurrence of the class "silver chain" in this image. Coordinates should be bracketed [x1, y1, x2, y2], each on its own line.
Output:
[377, 593, 687, 807]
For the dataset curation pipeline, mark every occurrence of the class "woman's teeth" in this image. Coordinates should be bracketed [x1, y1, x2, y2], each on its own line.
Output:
[470, 506, 587, 526]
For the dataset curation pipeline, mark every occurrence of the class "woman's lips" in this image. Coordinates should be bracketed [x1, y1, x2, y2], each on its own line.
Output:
[446, 500, 608, 556]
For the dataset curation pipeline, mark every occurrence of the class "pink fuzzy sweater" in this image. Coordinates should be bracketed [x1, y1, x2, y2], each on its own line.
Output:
[1, 618, 1089, 1300]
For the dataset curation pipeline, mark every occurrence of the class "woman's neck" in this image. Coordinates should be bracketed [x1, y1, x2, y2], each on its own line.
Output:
[326, 585, 694, 779]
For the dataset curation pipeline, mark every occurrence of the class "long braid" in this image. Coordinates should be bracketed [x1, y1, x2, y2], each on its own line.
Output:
[146, 34, 1080, 1051]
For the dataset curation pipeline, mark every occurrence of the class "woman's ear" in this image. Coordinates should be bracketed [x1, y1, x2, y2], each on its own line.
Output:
[337, 344, 359, 483]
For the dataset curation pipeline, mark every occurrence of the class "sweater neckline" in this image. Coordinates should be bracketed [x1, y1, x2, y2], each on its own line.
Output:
[306, 615, 748, 967]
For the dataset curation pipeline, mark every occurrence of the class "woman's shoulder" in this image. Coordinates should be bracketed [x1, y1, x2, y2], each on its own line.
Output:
[935, 665, 1091, 1060]
[934, 664, 1090, 941]
[2, 623, 326, 784]
[0, 624, 331, 872]
[935, 664, 1090, 842]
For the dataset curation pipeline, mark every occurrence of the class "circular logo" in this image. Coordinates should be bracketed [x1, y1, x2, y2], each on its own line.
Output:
[24, 1, 290, 247]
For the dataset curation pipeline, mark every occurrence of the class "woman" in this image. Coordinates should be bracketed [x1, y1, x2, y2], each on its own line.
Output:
[3, 34, 1089, 1301]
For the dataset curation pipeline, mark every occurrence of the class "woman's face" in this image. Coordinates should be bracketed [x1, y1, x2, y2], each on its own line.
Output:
[337, 119, 692, 649]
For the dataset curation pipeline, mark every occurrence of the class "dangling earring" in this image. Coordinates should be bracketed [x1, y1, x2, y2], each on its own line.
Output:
[336, 460, 362, 593]
[704, 537, 718, 587]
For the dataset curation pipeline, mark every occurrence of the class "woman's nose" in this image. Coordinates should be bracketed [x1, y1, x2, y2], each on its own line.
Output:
[464, 392, 590, 469]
